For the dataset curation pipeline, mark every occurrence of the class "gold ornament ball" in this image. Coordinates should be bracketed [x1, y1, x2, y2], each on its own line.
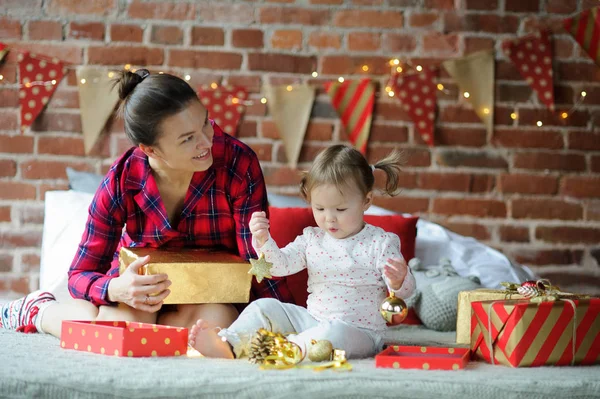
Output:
[308, 339, 334, 362]
[380, 294, 408, 326]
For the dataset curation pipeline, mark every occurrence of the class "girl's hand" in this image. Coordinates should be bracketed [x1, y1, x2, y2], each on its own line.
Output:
[383, 258, 408, 291]
[107, 255, 171, 313]
[249, 211, 270, 248]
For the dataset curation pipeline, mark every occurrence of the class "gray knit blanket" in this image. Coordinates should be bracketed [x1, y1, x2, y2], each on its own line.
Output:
[1, 326, 599, 399]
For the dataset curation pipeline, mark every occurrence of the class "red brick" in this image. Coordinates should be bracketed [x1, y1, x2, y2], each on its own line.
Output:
[259, 7, 330, 25]
[535, 226, 600, 244]
[231, 29, 263, 48]
[47, 0, 117, 16]
[310, 0, 343, 3]
[21, 160, 93, 179]
[368, 147, 430, 167]
[382, 33, 417, 52]
[440, 222, 491, 241]
[444, 13, 520, 34]
[0, 206, 10, 222]
[237, 121, 257, 138]
[322, 55, 390, 75]
[433, 198, 507, 218]
[464, 0, 498, 10]
[268, 0, 297, 2]
[28, 20, 62, 40]
[38, 136, 85, 156]
[8, 43, 82, 64]
[0, 159, 16, 177]
[496, 83, 532, 103]
[517, 108, 589, 128]
[552, 38, 574, 59]
[0, 88, 18, 108]
[0, 18, 22, 39]
[352, 0, 383, 4]
[69, 22, 104, 41]
[369, 124, 409, 143]
[271, 30, 302, 50]
[248, 53, 316, 74]
[0, 0, 42, 12]
[261, 121, 280, 140]
[422, 32, 459, 54]
[492, 128, 563, 149]
[512, 198, 583, 221]
[333, 10, 403, 28]
[556, 62, 600, 83]
[464, 37, 495, 54]
[19, 205, 45, 225]
[374, 170, 418, 191]
[110, 24, 143, 42]
[511, 249, 582, 266]
[588, 201, 600, 221]
[89, 46, 163, 66]
[30, 112, 81, 133]
[263, 165, 303, 186]
[128, 0, 195, 20]
[424, 0, 454, 8]
[304, 122, 334, 141]
[499, 225, 529, 243]
[169, 50, 241, 70]
[373, 102, 410, 123]
[409, 12, 439, 27]
[513, 152, 586, 172]
[436, 127, 487, 147]
[0, 134, 34, 153]
[10, 276, 35, 295]
[0, 64, 17, 84]
[297, 144, 329, 163]
[48, 89, 79, 109]
[437, 150, 508, 169]
[39, 182, 69, 199]
[560, 176, 600, 198]
[0, 231, 42, 249]
[372, 196, 430, 214]
[499, 174, 558, 195]
[250, 143, 273, 162]
[0, 110, 19, 131]
[389, 0, 419, 4]
[227, 75, 262, 94]
[347, 32, 381, 51]
[20, 253, 41, 273]
[418, 172, 471, 192]
[505, 0, 539, 12]
[199, 3, 255, 24]
[0, 182, 36, 199]
[471, 174, 496, 193]
[592, 156, 600, 173]
[308, 32, 341, 50]
[151, 26, 183, 45]
[568, 131, 600, 151]
[0, 253, 12, 272]
[438, 105, 481, 124]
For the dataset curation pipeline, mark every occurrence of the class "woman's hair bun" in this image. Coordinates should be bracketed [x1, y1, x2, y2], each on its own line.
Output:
[116, 69, 150, 100]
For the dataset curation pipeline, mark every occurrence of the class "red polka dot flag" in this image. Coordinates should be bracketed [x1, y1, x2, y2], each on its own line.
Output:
[502, 30, 555, 110]
[0, 42, 7, 63]
[17, 51, 66, 133]
[197, 85, 247, 136]
[325, 78, 375, 155]
[390, 68, 437, 147]
[564, 6, 600, 68]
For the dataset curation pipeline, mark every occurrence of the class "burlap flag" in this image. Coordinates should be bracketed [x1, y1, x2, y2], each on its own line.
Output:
[443, 50, 495, 135]
[564, 6, 600, 68]
[18, 51, 67, 133]
[76, 67, 120, 154]
[197, 85, 247, 136]
[390, 67, 438, 146]
[264, 85, 315, 169]
[502, 30, 555, 110]
[325, 78, 375, 155]
[0, 42, 8, 63]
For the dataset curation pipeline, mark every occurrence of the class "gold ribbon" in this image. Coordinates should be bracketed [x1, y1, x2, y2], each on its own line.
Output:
[259, 348, 352, 371]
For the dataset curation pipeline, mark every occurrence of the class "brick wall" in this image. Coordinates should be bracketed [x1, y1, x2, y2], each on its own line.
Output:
[1, 0, 599, 299]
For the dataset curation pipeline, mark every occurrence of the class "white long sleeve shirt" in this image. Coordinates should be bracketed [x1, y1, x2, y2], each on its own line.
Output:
[254, 224, 416, 331]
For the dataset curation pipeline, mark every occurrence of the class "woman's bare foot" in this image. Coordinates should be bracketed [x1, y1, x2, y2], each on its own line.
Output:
[188, 319, 234, 359]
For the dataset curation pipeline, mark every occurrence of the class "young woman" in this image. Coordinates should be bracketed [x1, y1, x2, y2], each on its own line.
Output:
[0, 69, 292, 338]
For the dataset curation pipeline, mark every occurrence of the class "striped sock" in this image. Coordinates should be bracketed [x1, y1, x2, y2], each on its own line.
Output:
[0, 291, 56, 332]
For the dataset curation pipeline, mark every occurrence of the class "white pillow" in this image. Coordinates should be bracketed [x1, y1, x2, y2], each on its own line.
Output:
[40, 190, 93, 301]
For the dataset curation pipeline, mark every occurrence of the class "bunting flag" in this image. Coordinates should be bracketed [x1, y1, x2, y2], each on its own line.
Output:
[564, 7, 600, 68]
[443, 50, 495, 135]
[325, 78, 375, 155]
[264, 85, 315, 169]
[76, 67, 120, 154]
[502, 30, 555, 110]
[197, 85, 247, 136]
[0, 42, 7, 63]
[18, 51, 67, 133]
[390, 67, 438, 146]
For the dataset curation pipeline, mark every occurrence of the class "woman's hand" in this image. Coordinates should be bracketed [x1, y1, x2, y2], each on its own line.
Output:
[249, 211, 270, 248]
[107, 255, 171, 313]
[383, 258, 408, 291]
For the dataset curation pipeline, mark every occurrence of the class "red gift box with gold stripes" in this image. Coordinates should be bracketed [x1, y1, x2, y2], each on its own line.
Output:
[61, 321, 188, 357]
[470, 298, 600, 367]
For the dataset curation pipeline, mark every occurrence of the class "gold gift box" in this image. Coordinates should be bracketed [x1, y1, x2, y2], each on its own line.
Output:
[456, 289, 524, 344]
[119, 247, 252, 304]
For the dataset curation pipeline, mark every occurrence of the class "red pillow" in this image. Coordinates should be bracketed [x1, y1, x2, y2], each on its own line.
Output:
[267, 206, 420, 325]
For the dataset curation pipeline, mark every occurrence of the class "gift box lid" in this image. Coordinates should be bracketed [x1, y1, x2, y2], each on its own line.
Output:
[61, 320, 188, 357]
[375, 345, 471, 370]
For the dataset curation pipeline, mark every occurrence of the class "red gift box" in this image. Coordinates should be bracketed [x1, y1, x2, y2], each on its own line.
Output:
[61, 321, 188, 357]
[375, 345, 471, 370]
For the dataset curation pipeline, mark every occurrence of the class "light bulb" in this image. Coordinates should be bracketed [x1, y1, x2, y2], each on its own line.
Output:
[312, 71, 318, 78]
[463, 92, 470, 98]
[260, 97, 267, 104]
[536, 120, 543, 127]
[338, 77, 344, 83]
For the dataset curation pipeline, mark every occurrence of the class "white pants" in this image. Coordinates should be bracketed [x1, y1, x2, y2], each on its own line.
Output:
[219, 298, 383, 360]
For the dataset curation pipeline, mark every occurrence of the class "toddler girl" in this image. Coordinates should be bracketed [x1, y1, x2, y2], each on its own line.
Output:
[189, 144, 416, 360]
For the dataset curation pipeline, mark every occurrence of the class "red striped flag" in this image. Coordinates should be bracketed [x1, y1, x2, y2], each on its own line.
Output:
[0, 42, 7, 63]
[564, 7, 600, 67]
[325, 79, 375, 155]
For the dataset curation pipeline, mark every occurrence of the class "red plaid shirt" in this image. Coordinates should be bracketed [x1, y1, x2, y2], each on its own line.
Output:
[68, 122, 293, 307]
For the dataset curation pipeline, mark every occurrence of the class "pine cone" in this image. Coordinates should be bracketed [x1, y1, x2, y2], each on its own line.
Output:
[247, 328, 303, 366]
[248, 328, 276, 364]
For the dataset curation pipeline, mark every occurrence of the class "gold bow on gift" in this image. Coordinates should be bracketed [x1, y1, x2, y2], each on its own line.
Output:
[500, 279, 589, 303]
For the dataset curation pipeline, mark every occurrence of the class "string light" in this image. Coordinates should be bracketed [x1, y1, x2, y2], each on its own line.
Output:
[184, 75, 191, 81]
[510, 112, 518, 120]
[338, 77, 344, 83]
[51, 79, 56, 85]
[260, 97, 267, 104]
[108, 72, 115, 78]
[286, 85, 293, 92]
[124, 64, 131, 70]
[437, 84, 444, 91]
[561, 112, 568, 119]
[415, 65, 423, 72]
[463, 92, 470, 98]
[80, 78, 86, 84]
[581, 91, 587, 97]
[483, 108, 490, 115]
[388, 91, 394, 97]
[210, 82, 218, 89]
[158, 71, 164, 74]
[362, 65, 369, 72]
[231, 97, 239, 104]
[385, 86, 392, 92]
[0, 75, 3, 81]
[536, 120, 543, 127]
[312, 71, 318, 78]
[396, 66, 402, 73]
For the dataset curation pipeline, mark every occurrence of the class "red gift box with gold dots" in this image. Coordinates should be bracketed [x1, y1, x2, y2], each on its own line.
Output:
[375, 345, 471, 370]
[60, 321, 188, 357]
